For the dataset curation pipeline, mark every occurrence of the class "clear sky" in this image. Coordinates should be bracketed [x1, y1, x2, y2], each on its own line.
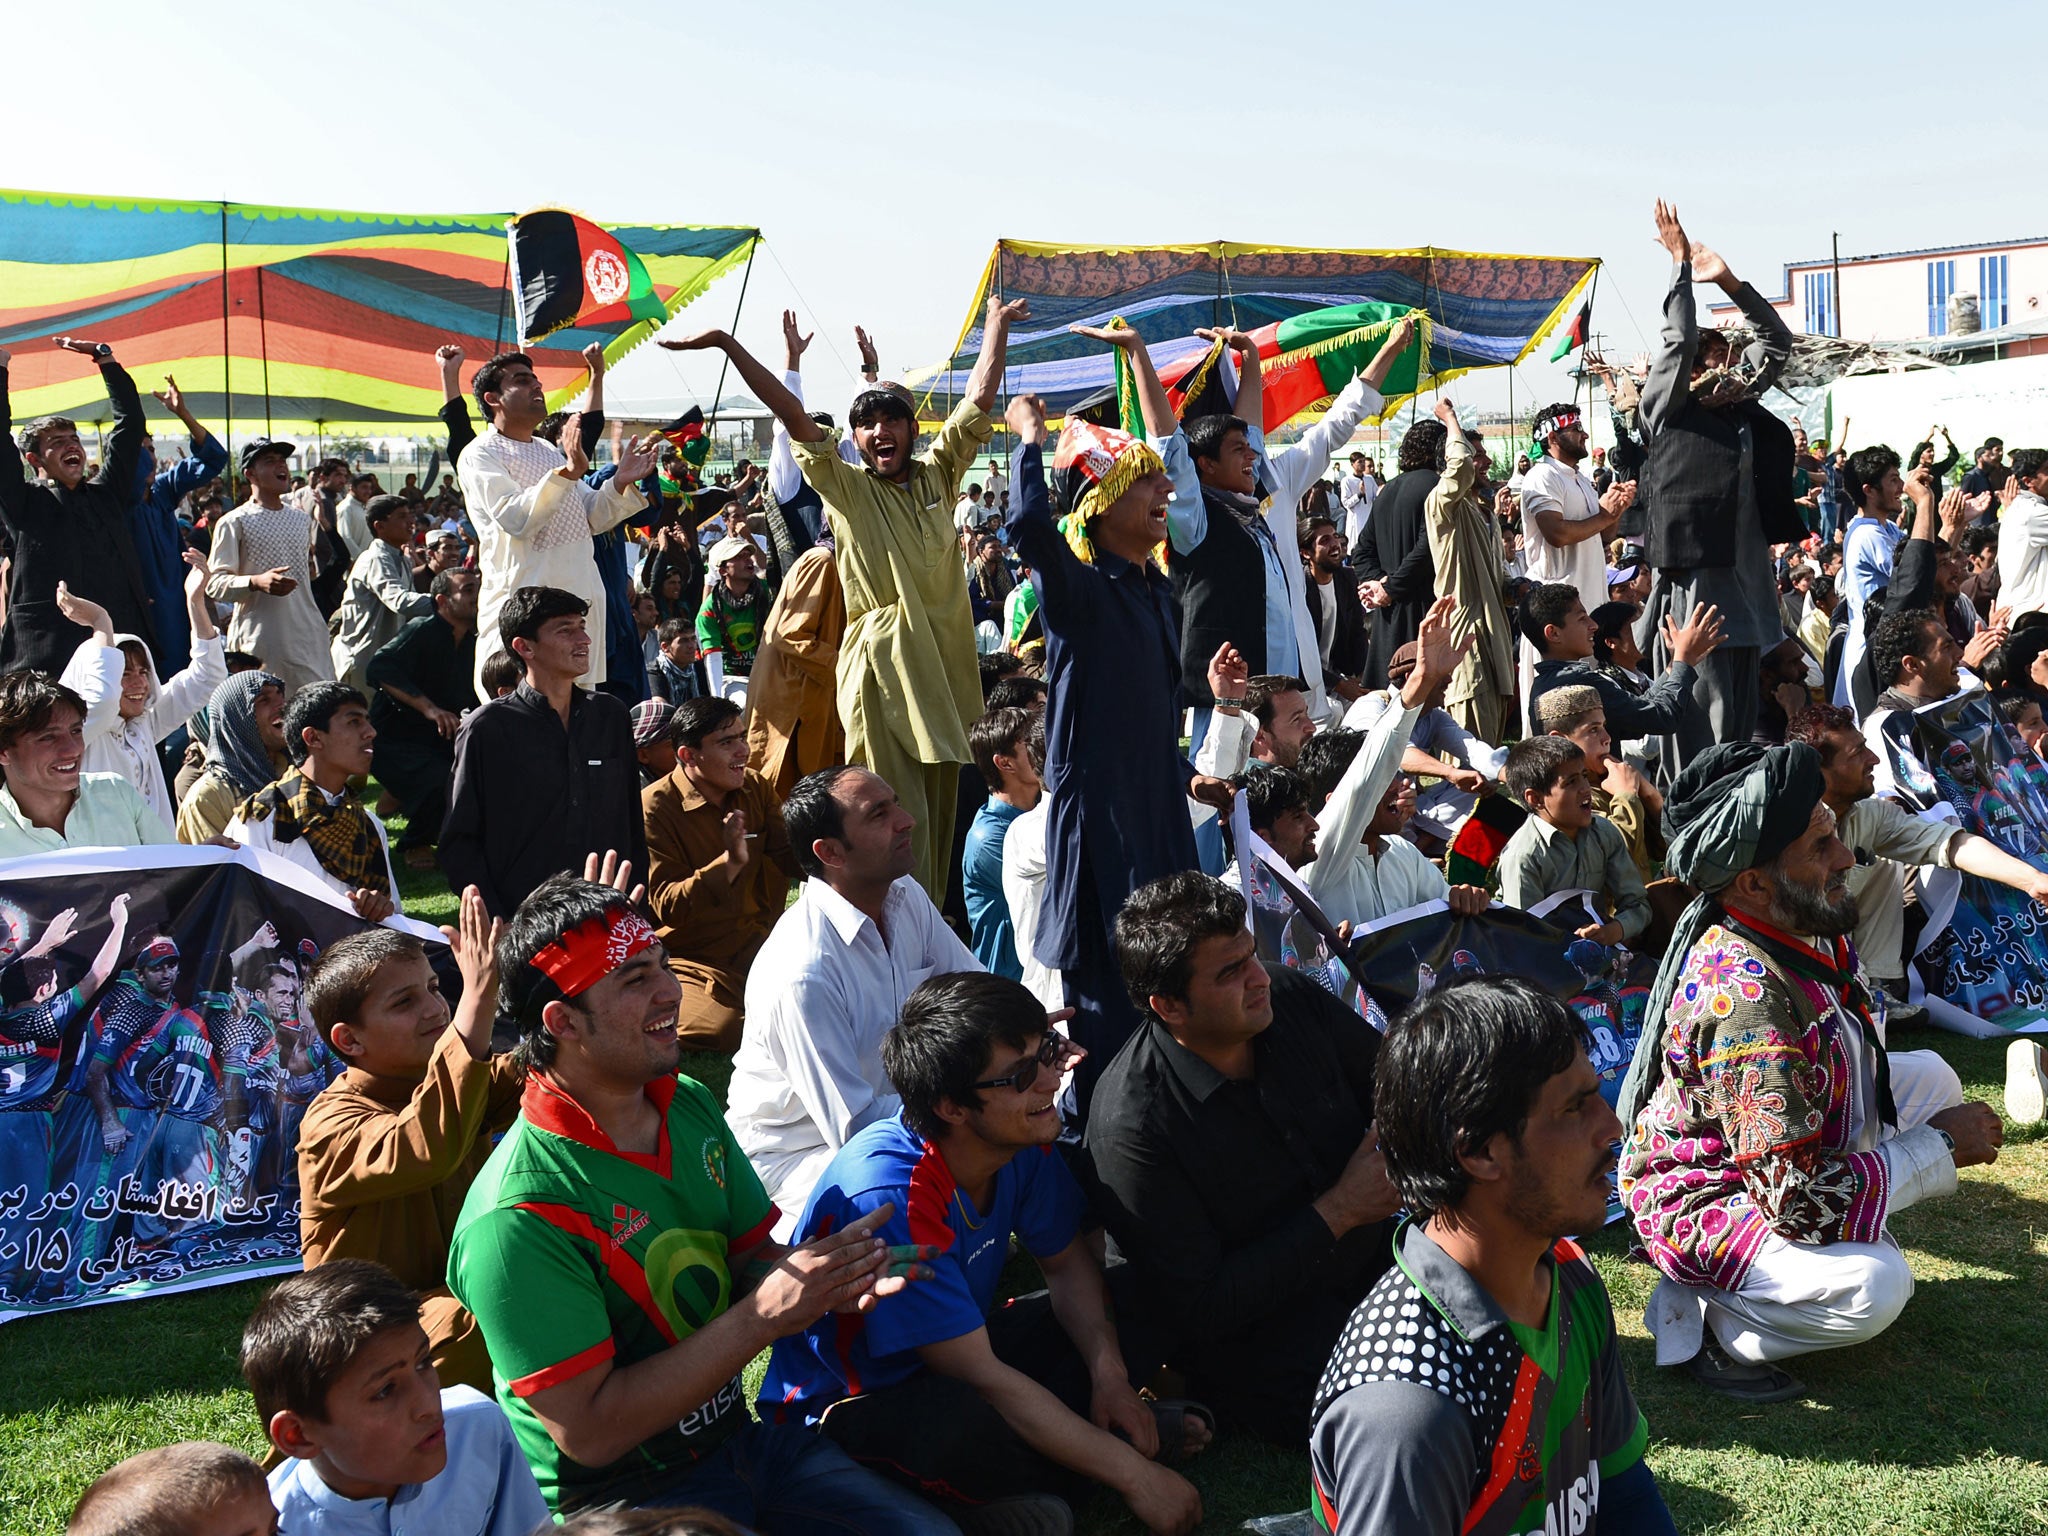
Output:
[13, 0, 2040, 431]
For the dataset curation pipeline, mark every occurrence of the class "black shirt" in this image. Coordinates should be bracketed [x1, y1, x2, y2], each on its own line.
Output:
[365, 613, 479, 750]
[1082, 964, 1394, 1441]
[438, 681, 646, 918]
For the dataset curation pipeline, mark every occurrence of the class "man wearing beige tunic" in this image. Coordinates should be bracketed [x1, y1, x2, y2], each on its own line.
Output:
[745, 545, 848, 799]
[659, 296, 1026, 896]
[1423, 399, 1516, 743]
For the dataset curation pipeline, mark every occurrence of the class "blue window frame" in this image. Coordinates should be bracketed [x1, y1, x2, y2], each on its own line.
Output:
[1928, 259, 1956, 335]
[1980, 253, 2009, 328]
[1803, 271, 1836, 336]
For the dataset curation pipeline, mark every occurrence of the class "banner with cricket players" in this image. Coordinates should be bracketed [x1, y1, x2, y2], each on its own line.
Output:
[1235, 814, 1653, 1222]
[0, 845, 445, 1324]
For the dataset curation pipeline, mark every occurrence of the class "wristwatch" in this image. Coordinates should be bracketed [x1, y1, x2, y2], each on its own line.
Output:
[1934, 1128, 1956, 1156]
[92, 343, 112, 361]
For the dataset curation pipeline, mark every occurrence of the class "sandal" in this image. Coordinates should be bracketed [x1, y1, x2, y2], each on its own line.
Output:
[1147, 1397, 1216, 1464]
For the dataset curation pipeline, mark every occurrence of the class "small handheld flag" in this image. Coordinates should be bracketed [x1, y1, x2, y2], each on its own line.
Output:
[659, 406, 711, 469]
[509, 209, 667, 344]
[1549, 302, 1590, 362]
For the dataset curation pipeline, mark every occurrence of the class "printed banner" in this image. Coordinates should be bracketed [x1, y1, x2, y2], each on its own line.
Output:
[1870, 691, 2048, 1027]
[0, 845, 444, 1325]
[1242, 845, 1654, 1223]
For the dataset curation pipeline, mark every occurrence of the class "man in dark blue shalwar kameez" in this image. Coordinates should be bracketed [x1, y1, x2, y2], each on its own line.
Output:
[1002, 327, 1232, 1122]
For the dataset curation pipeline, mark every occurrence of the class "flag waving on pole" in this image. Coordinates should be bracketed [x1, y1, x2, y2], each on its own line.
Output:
[1549, 301, 1590, 361]
[510, 209, 668, 344]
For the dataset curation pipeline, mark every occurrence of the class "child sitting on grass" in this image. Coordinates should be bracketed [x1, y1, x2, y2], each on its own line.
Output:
[294, 887, 519, 1393]
[68, 1442, 274, 1536]
[1496, 733, 1650, 946]
[1531, 683, 1666, 881]
[242, 1258, 548, 1535]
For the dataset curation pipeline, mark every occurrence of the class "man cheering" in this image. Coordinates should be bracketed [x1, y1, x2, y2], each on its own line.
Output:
[1616, 743, 2002, 1402]
[660, 300, 1024, 899]
[448, 873, 953, 1533]
[458, 351, 655, 696]
[1, 338, 158, 676]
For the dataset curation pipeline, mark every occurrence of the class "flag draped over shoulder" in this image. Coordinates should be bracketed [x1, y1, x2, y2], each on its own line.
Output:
[1160, 302, 1431, 430]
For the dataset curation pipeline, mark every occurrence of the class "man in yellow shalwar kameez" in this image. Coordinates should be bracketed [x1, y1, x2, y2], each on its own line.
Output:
[662, 296, 1028, 897]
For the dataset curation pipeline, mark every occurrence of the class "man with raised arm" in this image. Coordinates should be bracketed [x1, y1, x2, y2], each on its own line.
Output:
[658, 298, 1025, 899]
[998, 358, 1234, 1114]
[456, 349, 656, 697]
[1637, 200, 1800, 762]
[0, 337, 158, 676]
[1179, 320, 1417, 728]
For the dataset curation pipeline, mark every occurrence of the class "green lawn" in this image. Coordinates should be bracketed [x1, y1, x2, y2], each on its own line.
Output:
[6, 827, 2045, 1533]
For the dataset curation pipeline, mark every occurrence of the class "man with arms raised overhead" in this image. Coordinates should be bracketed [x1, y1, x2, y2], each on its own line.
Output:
[1311, 978, 1676, 1536]
[457, 351, 656, 696]
[0, 338, 157, 676]
[1616, 743, 2000, 1402]
[659, 298, 1026, 898]
[447, 873, 952, 1532]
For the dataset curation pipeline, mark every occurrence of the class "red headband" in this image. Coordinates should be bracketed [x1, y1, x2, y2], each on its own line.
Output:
[531, 908, 658, 998]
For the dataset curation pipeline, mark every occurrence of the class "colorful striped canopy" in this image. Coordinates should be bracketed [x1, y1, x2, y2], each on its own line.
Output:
[909, 240, 1600, 425]
[0, 188, 758, 439]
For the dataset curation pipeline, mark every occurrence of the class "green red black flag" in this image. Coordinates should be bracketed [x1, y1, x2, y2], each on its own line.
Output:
[659, 406, 711, 468]
[1549, 302, 1590, 361]
[509, 208, 666, 344]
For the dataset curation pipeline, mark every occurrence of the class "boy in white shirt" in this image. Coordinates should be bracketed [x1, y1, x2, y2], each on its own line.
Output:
[55, 560, 226, 829]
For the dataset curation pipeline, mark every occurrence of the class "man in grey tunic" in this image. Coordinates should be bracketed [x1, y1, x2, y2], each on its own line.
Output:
[1637, 199, 1802, 769]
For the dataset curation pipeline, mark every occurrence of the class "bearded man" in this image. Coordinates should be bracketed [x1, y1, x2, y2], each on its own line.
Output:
[1615, 743, 2002, 1404]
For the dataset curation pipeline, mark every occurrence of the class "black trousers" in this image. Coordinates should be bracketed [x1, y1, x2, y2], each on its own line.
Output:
[818, 1276, 1163, 1510]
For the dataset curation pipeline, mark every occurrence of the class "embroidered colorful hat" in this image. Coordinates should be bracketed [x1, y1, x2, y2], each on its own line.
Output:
[1050, 419, 1165, 564]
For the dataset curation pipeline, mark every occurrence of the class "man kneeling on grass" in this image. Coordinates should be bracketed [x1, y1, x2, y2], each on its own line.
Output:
[446, 873, 953, 1533]
[1311, 979, 1677, 1536]
[1616, 742, 2002, 1403]
[762, 970, 1208, 1536]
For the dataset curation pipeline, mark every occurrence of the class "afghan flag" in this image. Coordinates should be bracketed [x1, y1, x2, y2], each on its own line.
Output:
[1447, 793, 1529, 886]
[1549, 301, 1590, 361]
[659, 406, 711, 469]
[1158, 302, 1429, 431]
[509, 209, 667, 344]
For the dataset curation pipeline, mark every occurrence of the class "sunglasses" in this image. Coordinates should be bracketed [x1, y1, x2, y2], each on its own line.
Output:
[971, 1031, 1082, 1095]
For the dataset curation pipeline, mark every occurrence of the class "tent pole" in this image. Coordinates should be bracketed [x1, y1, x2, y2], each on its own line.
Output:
[220, 202, 233, 475]
[707, 234, 759, 429]
[494, 247, 511, 354]
[257, 265, 273, 439]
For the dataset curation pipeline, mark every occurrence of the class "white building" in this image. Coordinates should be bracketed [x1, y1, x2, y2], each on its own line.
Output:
[1708, 236, 2048, 356]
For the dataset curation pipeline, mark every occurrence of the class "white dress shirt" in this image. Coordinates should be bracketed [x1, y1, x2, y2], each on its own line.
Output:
[1000, 801, 1060, 1011]
[458, 428, 645, 695]
[729, 875, 981, 1237]
[1999, 488, 2048, 617]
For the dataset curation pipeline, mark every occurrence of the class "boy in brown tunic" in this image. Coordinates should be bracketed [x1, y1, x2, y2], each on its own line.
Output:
[296, 887, 520, 1391]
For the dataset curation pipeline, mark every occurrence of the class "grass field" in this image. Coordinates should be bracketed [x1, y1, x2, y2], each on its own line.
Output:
[4, 825, 2045, 1533]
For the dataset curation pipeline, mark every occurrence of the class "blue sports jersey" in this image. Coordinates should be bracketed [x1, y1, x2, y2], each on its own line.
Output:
[0, 986, 86, 1112]
[113, 1007, 223, 1122]
[758, 1112, 1084, 1422]
[89, 974, 173, 1075]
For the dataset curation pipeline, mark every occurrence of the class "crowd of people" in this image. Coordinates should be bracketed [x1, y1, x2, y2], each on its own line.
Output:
[11, 198, 2048, 1536]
